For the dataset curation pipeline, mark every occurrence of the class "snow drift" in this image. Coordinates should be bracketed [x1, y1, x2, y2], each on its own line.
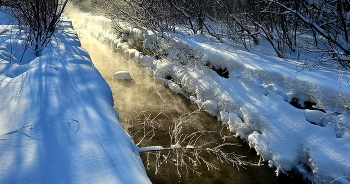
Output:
[0, 12, 151, 183]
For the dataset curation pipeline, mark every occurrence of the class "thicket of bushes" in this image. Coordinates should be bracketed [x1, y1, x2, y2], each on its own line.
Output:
[1, 0, 348, 68]
[71, 0, 350, 70]
[1, 0, 68, 57]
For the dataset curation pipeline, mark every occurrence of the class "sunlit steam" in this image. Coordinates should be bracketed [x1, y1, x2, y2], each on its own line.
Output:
[64, 3, 189, 121]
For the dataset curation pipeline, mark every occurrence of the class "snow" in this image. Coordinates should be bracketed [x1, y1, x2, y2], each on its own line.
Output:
[170, 144, 182, 149]
[1, 3, 347, 183]
[112, 71, 132, 80]
[167, 81, 182, 94]
[0, 10, 150, 184]
[66, 10, 350, 184]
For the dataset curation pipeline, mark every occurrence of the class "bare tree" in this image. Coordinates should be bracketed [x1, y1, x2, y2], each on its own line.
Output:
[265, 0, 350, 68]
[72, 0, 350, 69]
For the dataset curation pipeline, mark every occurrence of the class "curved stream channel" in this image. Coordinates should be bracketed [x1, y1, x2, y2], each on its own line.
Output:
[68, 11, 307, 184]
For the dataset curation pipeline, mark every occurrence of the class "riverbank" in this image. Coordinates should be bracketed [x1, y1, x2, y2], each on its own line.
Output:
[0, 12, 151, 183]
[77, 27, 312, 183]
[65, 6, 350, 184]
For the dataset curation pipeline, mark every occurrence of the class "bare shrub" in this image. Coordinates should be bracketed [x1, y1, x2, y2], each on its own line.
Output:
[126, 109, 256, 177]
[5, 0, 68, 57]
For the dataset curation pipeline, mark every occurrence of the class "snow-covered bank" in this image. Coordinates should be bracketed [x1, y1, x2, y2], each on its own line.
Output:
[0, 12, 151, 183]
[65, 9, 350, 183]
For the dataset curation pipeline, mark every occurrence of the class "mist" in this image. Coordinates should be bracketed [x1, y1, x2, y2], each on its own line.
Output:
[64, 3, 192, 122]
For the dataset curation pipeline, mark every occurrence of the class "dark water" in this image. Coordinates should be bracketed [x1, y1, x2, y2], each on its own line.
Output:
[76, 34, 308, 184]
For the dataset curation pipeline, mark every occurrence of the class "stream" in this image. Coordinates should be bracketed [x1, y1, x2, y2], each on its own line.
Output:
[67, 8, 308, 184]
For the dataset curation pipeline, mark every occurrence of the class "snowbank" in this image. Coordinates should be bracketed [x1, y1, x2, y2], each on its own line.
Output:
[0, 12, 150, 183]
[65, 10, 350, 184]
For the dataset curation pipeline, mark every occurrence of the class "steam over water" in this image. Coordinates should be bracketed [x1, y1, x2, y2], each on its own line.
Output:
[65, 5, 308, 184]
[79, 36, 187, 120]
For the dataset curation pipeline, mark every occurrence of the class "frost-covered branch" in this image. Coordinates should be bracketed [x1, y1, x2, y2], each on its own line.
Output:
[127, 109, 255, 177]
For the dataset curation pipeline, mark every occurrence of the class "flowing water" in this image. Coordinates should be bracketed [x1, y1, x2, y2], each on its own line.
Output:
[67, 7, 308, 183]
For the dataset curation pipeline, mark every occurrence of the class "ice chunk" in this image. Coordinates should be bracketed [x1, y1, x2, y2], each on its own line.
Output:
[112, 71, 132, 80]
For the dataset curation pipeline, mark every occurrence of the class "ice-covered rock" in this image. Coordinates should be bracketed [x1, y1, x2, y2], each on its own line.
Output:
[201, 100, 219, 116]
[305, 109, 329, 126]
[125, 49, 140, 60]
[168, 81, 182, 94]
[139, 55, 155, 67]
[112, 71, 132, 80]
